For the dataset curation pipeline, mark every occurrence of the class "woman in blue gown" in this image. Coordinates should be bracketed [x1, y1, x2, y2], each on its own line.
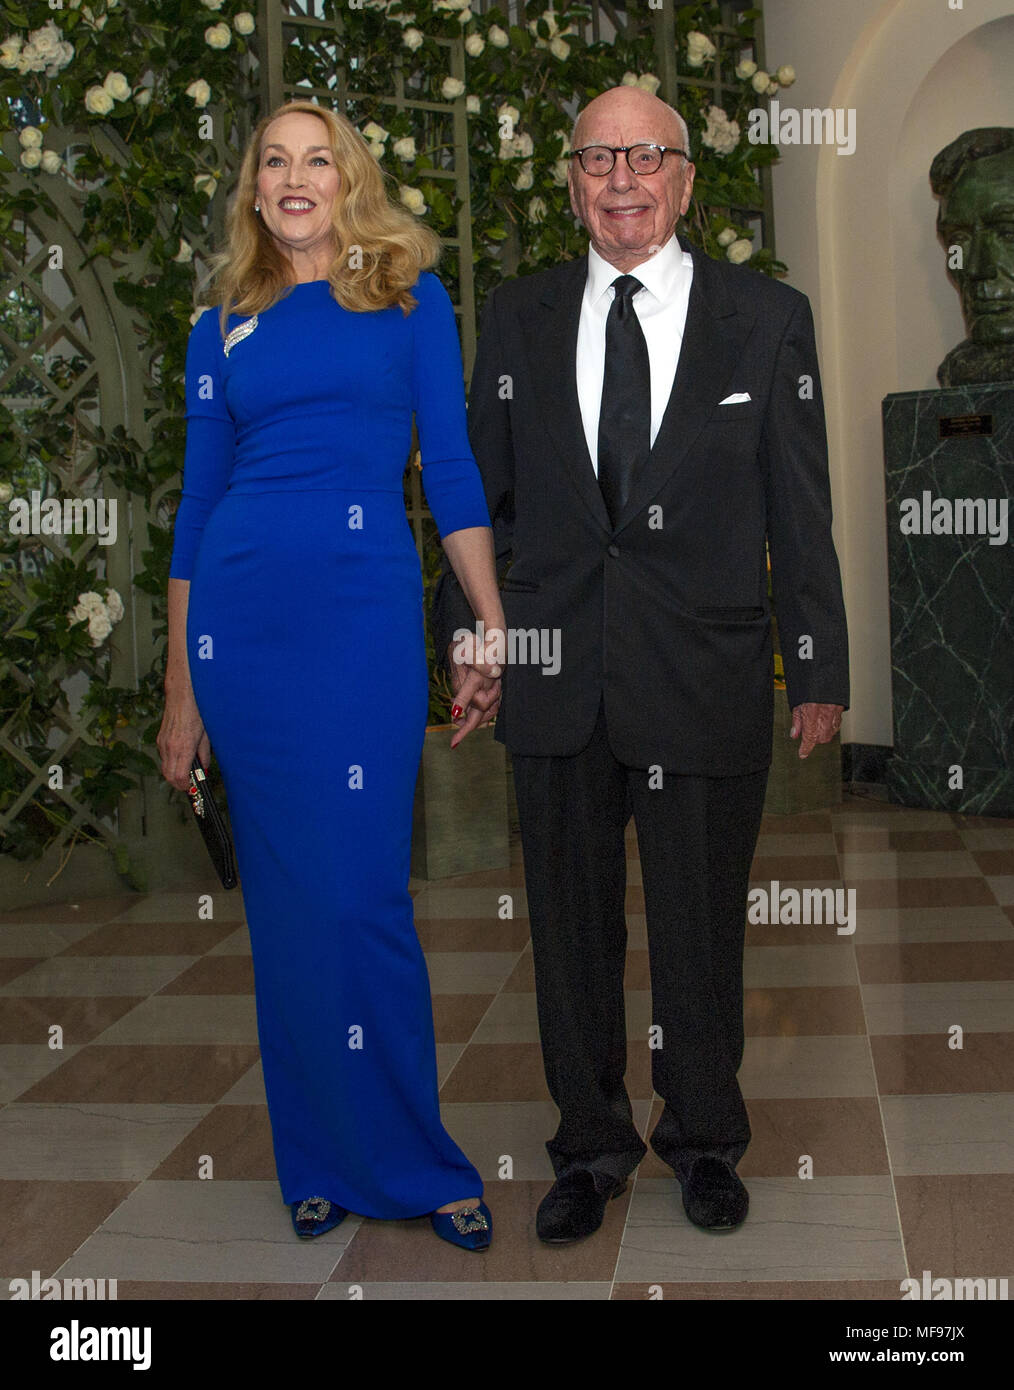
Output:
[157, 101, 504, 1250]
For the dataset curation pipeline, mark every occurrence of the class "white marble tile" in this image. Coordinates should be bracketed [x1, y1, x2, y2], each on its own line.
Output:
[93, 995, 259, 1045]
[0, 956, 197, 996]
[0, 1044, 84, 1104]
[986, 876, 1014, 906]
[880, 1094, 1014, 1174]
[861, 982, 1014, 1035]
[0, 1103, 209, 1179]
[218, 1061, 266, 1105]
[56, 1181, 357, 1283]
[840, 851, 979, 879]
[206, 926, 251, 956]
[413, 887, 528, 921]
[743, 945, 859, 988]
[316, 1281, 612, 1300]
[435, 1042, 465, 1087]
[107, 892, 247, 924]
[850, 906, 1013, 943]
[615, 1176, 905, 1282]
[0, 922, 103, 956]
[423, 952, 522, 994]
[739, 1036, 877, 1099]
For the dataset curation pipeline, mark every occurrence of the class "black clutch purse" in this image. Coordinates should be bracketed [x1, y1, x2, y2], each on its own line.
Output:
[186, 761, 238, 889]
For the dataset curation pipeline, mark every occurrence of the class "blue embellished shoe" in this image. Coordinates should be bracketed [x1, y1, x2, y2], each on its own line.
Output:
[290, 1196, 348, 1239]
[429, 1199, 492, 1251]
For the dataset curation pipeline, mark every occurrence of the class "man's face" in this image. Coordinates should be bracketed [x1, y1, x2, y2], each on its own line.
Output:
[938, 147, 1014, 345]
[568, 91, 695, 273]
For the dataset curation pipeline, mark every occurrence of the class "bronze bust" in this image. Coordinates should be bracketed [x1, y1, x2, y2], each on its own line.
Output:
[931, 128, 1014, 387]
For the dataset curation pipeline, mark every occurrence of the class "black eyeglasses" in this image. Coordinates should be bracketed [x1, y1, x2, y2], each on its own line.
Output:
[571, 144, 689, 176]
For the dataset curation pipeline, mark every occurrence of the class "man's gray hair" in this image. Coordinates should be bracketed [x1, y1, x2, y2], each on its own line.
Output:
[571, 100, 690, 158]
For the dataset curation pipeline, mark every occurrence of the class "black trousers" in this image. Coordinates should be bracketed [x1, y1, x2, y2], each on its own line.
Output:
[510, 698, 769, 1187]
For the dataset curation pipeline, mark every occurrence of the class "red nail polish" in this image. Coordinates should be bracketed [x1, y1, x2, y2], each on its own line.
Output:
[452, 705, 462, 720]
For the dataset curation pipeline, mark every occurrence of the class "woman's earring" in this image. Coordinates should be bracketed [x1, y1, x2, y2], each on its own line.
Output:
[254, 200, 260, 213]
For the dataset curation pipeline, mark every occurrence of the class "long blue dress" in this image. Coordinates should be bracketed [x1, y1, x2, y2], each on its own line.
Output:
[169, 272, 490, 1218]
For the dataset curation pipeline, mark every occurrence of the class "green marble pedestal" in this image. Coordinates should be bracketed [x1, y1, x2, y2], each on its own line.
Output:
[882, 384, 1013, 816]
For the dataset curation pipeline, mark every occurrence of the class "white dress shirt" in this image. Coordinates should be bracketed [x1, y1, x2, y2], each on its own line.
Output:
[575, 232, 694, 475]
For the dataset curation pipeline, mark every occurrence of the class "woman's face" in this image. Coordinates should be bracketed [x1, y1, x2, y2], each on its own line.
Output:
[255, 111, 341, 261]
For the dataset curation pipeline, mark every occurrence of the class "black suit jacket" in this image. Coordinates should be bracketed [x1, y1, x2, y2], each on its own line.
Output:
[431, 234, 849, 775]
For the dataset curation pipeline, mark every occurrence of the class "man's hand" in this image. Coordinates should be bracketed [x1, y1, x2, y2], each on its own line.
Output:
[447, 631, 503, 748]
[789, 703, 844, 759]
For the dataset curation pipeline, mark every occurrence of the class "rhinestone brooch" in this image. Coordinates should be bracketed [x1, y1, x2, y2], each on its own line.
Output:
[223, 314, 258, 357]
[450, 1205, 489, 1235]
[295, 1197, 331, 1223]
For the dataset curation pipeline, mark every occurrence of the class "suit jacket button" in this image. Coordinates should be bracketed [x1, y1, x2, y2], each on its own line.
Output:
[607, 544, 620, 557]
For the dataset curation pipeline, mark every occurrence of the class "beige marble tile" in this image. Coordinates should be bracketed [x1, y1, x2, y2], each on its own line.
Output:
[0, 1043, 84, 1104]
[434, 1042, 465, 1087]
[218, 1061, 266, 1105]
[0, 922, 103, 956]
[849, 905, 1013, 943]
[0, 1103, 210, 1179]
[423, 952, 522, 994]
[986, 876, 1014, 906]
[880, 1094, 1014, 1174]
[106, 892, 247, 924]
[413, 887, 528, 921]
[316, 1281, 612, 1300]
[743, 945, 859, 989]
[206, 926, 251, 956]
[839, 851, 979, 879]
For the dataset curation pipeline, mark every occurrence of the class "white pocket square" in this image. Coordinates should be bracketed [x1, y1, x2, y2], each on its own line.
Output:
[719, 392, 751, 405]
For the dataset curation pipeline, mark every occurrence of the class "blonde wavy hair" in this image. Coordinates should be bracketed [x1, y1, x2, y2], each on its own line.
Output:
[202, 100, 442, 337]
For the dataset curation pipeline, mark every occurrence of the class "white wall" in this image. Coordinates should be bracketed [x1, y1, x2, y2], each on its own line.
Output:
[762, 0, 1013, 748]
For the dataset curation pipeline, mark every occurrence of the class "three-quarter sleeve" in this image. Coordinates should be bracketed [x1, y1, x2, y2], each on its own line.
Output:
[168, 308, 237, 580]
[410, 272, 491, 540]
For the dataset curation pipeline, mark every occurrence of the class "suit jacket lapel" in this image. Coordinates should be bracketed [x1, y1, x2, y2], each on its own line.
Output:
[520, 255, 612, 534]
[613, 236, 754, 534]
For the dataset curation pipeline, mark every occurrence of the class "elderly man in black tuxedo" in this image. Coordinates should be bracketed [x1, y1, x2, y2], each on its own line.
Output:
[433, 85, 849, 1243]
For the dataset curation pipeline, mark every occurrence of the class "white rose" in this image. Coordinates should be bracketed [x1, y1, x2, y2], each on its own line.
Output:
[200, 0, 225, 9]
[549, 36, 569, 60]
[441, 76, 465, 100]
[0, 37, 23, 69]
[173, 238, 194, 263]
[362, 120, 389, 142]
[516, 131, 533, 157]
[403, 27, 423, 51]
[31, 22, 60, 58]
[0, 481, 12, 503]
[103, 71, 131, 102]
[194, 172, 218, 197]
[134, 87, 152, 108]
[234, 12, 255, 35]
[19, 126, 44, 148]
[19, 148, 42, 169]
[736, 59, 757, 80]
[488, 24, 508, 47]
[457, 8, 472, 24]
[550, 158, 569, 187]
[726, 239, 752, 264]
[399, 185, 426, 215]
[367, 141, 385, 161]
[77, 591, 107, 615]
[497, 102, 519, 125]
[765, 80, 778, 96]
[40, 149, 63, 174]
[716, 227, 737, 247]
[464, 33, 484, 57]
[88, 612, 113, 646]
[776, 64, 796, 86]
[686, 30, 716, 67]
[527, 196, 547, 223]
[186, 79, 212, 108]
[392, 136, 416, 161]
[621, 71, 638, 87]
[466, 94, 480, 114]
[637, 73, 661, 95]
[85, 86, 115, 116]
[512, 160, 533, 191]
[700, 104, 740, 157]
[205, 23, 231, 49]
[751, 70, 770, 94]
[105, 589, 124, 622]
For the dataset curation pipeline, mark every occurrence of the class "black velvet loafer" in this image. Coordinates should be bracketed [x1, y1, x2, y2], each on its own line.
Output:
[680, 1157, 748, 1231]
[536, 1170, 627, 1244]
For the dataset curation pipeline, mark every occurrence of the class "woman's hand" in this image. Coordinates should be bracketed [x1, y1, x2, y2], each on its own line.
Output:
[157, 690, 211, 791]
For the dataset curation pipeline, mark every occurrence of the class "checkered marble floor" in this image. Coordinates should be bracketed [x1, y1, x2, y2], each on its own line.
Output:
[1, 789, 1011, 1301]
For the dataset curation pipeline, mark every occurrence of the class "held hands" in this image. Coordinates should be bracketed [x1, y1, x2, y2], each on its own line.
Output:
[157, 690, 211, 791]
[447, 626, 504, 749]
[790, 703, 844, 759]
